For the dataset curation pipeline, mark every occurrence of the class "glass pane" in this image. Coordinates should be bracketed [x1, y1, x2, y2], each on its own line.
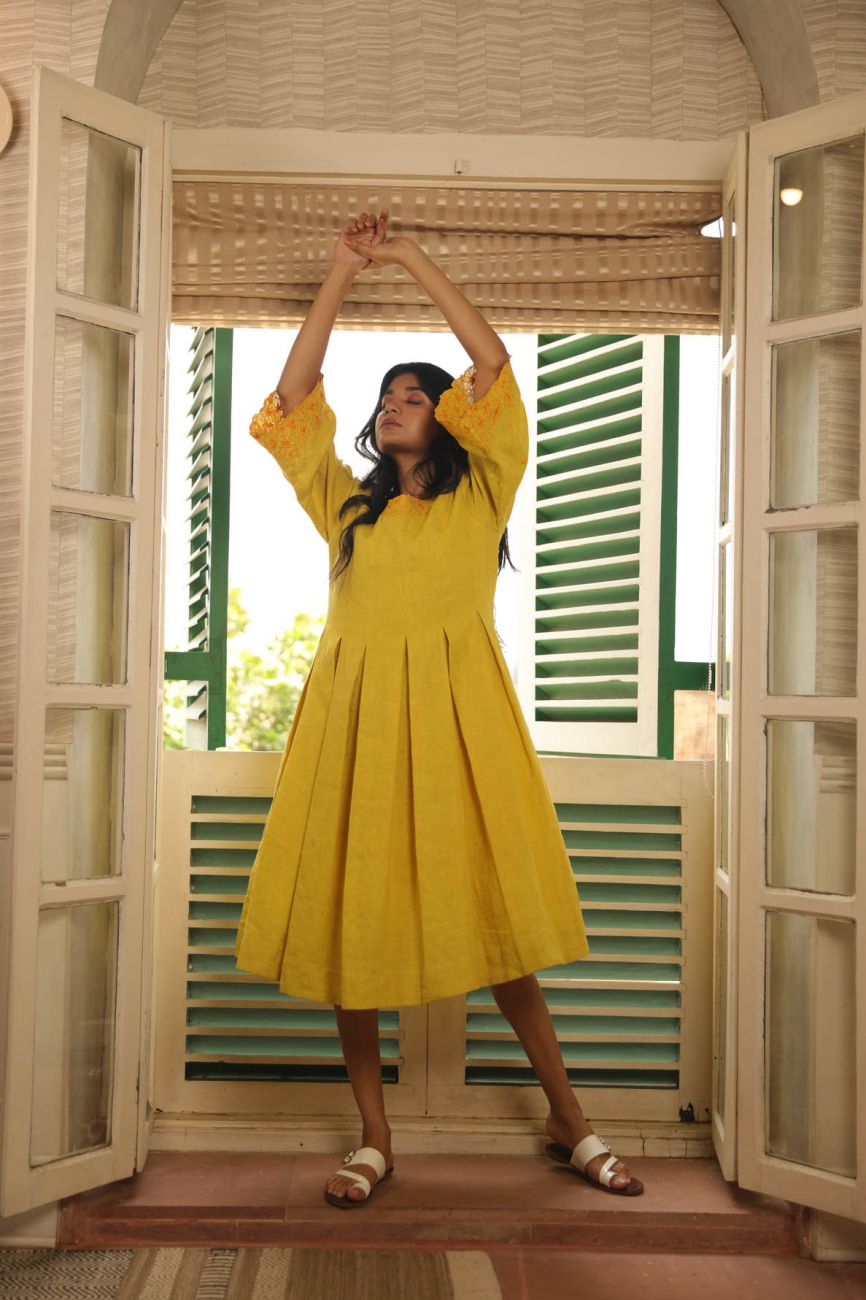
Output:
[773, 134, 864, 321]
[769, 528, 857, 696]
[718, 540, 733, 700]
[771, 331, 860, 509]
[726, 362, 737, 528]
[728, 194, 736, 350]
[31, 901, 118, 1165]
[717, 712, 730, 874]
[720, 371, 731, 528]
[47, 512, 129, 685]
[42, 708, 125, 883]
[766, 912, 856, 1177]
[57, 117, 140, 310]
[767, 720, 856, 895]
[52, 316, 134, 496]
[722, 194, 736, 354]
[713, 887, 728, 1123]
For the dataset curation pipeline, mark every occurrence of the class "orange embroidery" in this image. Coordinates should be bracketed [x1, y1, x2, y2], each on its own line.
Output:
[458, 365, 477, 401]
[249, 379, 327, 475]
[385, 493, 433, 515]
[434, 360, 520, 459]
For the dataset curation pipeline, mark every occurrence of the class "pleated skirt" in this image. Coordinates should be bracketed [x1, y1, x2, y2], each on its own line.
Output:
[234, 608, 590, 1008]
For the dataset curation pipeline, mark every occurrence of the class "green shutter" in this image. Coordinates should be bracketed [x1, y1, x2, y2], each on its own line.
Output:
[164, 327, 232, 750]
[529, 332, 710, 759]
[465, 798, 683, 1090]
[530, 332, 664, 756]
[185, 794, 400, 1082]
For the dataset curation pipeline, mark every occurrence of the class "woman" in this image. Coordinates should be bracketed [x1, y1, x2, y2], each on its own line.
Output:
[234, 209, 644, 1205]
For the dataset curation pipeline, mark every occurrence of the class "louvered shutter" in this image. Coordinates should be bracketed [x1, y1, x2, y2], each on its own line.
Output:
[520, 333, 666, 757]
[155, 753, 415, 1107]
[186, 794, 402, 1082]
[164, 327, 232, 749]
[465, 796, 684, 1091]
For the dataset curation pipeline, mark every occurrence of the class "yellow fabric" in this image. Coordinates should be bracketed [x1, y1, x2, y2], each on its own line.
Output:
[234, 360, 590, 1009]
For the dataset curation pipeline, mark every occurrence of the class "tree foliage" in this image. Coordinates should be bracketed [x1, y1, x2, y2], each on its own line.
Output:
[163, 587, 324, 751]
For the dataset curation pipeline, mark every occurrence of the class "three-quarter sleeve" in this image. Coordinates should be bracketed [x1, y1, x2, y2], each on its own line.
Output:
[434, 360, 529, 534]
[249, 376, 359, 544]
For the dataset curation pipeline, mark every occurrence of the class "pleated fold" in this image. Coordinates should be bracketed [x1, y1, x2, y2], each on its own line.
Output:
[277, 631, 366, 995]
[405, 623, 480, 1000]
[339, 633, 416, 1005]
[442, 613, 589, 979]
[235, 627, 345, 978]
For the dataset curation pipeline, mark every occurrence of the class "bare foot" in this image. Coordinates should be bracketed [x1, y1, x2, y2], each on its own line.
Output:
[324, 1133, 394, 1203]
[544, 1110, 634, 1190]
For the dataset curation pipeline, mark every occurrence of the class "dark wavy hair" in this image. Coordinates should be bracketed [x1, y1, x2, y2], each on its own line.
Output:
[329, 361, 517, 583]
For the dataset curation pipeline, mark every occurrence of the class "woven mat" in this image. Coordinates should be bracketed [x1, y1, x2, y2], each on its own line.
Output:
[0, 1247, 502, 1299]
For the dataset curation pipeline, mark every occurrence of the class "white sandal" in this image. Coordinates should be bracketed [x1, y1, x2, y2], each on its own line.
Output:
[323, 1145, 395, 1209]
[546, 1132, 644, 1195]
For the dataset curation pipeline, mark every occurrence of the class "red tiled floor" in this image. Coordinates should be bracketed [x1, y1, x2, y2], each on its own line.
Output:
[488, 1250, 866, 1300]
[65, 1151, 779, 1215]
[59, 1152, 800, 1255]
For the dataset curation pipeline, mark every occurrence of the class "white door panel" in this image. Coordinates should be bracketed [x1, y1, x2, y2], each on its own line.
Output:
[712, 131, 747, 1183]
[1, 67, 168, 1216]
[738, 88, 866, 1222]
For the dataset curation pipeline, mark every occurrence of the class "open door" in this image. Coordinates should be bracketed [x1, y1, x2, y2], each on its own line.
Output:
[738, 88, 866, 1221]
[1, 67, 169, 1215]
[711, 131, 747, 1181]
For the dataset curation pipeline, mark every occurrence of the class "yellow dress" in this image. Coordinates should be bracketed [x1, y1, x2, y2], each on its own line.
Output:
[234, 360, 590, 1009]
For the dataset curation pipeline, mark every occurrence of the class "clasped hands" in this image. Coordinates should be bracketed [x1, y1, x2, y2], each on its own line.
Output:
[334, 207, 416, 273]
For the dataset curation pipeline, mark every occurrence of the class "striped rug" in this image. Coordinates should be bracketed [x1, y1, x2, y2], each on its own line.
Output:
[0, 1247, 502, 1298]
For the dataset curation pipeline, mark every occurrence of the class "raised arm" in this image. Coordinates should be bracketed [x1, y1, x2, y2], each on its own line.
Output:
[344, 210, 510, 401]
[276, 210, 388, 414]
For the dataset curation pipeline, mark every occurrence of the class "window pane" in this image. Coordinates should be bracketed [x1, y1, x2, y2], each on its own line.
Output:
[713, 887, 728, 1123]
[771, 331, 860, 509]
[773, 134, 863, 321]
[767, 719, 856, 895]
[31, 902, 118, 1165]
[57, 117, 140, 309]
[766, 912, 856, 1177]
[719, 370, 732, 527]
[717, 712, 730, 874]
[769, 528, 857, 697]
[42, 708, 125, 883]
[722, 195, 736, 354]
[718, 541, 733, 700]
[52, 316, 134, 496]
[722, 193, 733, 345]
[47, 512, 129, 685]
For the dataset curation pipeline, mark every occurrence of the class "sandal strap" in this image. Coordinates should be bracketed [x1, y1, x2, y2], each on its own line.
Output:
[334, 1144, 387, 1199]
[337, 1168, 372, 1198]
[348, 1146, 387, 1179]
[597, 1154, 620, 1187]
[570, 1133, 611, 1171]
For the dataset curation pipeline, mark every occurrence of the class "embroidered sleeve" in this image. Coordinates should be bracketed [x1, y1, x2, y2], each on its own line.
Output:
[249, 377, 357, 544]
[434, 359, 529, 531]
[250, 378, 330, 477]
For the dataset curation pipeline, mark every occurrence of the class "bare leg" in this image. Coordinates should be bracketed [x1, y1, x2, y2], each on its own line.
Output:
[324, 1005, 394, 1202]
[490, 973, 633, 1189]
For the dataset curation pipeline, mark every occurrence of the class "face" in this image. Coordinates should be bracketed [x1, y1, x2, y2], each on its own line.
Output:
[374, 372, 438, 455]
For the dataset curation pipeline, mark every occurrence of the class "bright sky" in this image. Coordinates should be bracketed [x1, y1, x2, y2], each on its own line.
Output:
[164, 326, 717, 681]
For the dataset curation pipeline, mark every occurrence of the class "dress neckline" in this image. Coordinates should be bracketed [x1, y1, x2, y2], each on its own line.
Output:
[385, 492, 433, 511]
